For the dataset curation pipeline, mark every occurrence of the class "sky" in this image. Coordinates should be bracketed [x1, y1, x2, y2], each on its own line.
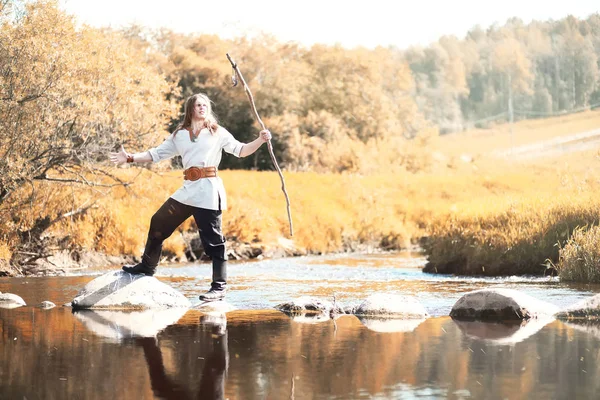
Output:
[59, 0, 600, 49]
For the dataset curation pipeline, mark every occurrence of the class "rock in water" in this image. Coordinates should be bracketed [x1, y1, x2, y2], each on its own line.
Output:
[71, 270, 191, 310]
[354, 293, 429, 319]
[450, 288, 558, 320]
[556, 294, 600, 320]
[0, 293, 26, 309]
[275, 296, 343, 314]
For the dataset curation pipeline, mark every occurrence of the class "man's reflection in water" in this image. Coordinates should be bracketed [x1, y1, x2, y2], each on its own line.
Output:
[198, 314, 228, 400]
[136, 313, 228, 400]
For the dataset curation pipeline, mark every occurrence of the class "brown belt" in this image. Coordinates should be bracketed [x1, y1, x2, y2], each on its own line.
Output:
[183, 166, 217, 181]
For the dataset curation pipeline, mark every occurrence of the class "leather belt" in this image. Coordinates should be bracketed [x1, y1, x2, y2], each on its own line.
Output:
[183, 166, 217, 181]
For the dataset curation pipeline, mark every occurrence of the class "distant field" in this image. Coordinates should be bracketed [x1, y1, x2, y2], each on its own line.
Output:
[437, 109, 600, 159]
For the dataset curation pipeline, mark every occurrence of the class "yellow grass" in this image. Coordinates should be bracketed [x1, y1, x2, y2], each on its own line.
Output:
[28, 140, 599, 276]
[5, 108, 600, 279]
[557, 226, 600, 283]
[438, 109, 600, 157]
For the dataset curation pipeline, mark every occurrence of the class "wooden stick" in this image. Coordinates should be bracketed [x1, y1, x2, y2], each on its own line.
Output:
[226, 53, 294, 237]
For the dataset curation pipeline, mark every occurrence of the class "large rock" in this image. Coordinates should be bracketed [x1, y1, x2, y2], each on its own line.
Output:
[71, 270, 191, 310]
[450, 288, 558, 320]
[0, 293, 26, 309]
[555, 294, 600, 320]
[354, 293, 429, 319]
[275, 296, 343, 315]
[74, 308, 189, 341]
[453, 318, 553, 344]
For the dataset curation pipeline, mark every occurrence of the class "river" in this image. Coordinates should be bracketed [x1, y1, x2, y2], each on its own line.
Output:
[1, 252, 600, 399]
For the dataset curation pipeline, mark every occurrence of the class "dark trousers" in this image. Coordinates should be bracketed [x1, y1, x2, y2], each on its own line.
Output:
[142, 197, 227, 290]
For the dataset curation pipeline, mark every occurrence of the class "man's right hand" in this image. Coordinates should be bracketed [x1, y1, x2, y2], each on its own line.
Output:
[109, 145, 129, 165]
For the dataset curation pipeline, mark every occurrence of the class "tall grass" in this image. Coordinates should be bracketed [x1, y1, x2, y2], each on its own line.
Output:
[4, 109, 600, 278]
[423, 195, 600, 275]
[557, 226, 600, 282]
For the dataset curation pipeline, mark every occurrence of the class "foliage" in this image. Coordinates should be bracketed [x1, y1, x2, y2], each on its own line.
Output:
[0, 0, 178, 264]
[406, 15, 600, 132]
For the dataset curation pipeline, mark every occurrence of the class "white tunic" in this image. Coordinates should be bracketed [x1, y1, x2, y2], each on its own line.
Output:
[148, 126, 244, 210]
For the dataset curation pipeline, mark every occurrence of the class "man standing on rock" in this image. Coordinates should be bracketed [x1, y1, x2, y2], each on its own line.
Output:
[109, 93, 271, 301]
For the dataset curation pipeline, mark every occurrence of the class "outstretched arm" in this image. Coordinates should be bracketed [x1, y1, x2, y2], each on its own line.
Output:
[239, 130, 272, 158]
[109, 145, 153, 165]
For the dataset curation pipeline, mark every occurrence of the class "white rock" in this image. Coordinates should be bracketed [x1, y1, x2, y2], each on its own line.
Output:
[556, 294, 600, 320]
[450, 288, 558, 320]
[354, 293, 429, 319]
[357, 316, 426, 333]
[39, 301, 56, 309]
[0, 293, 26, 309]
[71, 270, 191, 310]
[74, 308, 188, 341]
[275, 296, 342, 314]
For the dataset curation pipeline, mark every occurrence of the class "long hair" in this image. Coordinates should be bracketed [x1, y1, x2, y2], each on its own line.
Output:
[174, 93, 219, 135]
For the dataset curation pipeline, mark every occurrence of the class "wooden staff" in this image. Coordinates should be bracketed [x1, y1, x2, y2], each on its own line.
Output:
[226, 53, 294, 237]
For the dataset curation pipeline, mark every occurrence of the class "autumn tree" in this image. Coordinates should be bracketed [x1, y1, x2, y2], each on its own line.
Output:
[0, 0, 178, 262]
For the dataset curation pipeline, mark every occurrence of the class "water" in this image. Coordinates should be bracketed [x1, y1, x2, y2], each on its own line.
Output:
[1, 253, 600, 399]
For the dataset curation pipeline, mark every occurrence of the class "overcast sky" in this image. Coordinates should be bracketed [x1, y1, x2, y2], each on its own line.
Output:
[59, 0, 599, 49]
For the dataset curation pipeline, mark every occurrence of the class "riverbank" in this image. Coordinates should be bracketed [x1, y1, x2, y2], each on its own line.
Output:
[1, 149, 598, 279]
[3, 110, 600, 279]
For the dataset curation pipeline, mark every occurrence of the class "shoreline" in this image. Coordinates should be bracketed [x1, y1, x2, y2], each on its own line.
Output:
[1, 240, 419, 278]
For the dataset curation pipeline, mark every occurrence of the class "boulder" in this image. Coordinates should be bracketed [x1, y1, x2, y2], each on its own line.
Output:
[354, 293, 429, 319]
[450, 288, 558, 320]
[74, 308, 188, 341]
[555, 294, 600, 320]
[0, 293, 26, 309]
[71, 270, 191, 310]
[275, 296, 343, 315]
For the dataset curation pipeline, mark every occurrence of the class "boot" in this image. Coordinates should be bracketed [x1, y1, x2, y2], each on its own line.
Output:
[199, 259, 227, 301]
[122, 262, 156, 276]
[199, 288, 226, 302]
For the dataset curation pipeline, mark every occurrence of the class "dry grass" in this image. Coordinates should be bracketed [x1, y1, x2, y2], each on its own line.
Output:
[557, 226, 600, 283]
[4, 109, 600, 279]
[439, 109, 600, 157]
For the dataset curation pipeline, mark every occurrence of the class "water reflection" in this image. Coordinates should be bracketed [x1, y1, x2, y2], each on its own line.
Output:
[357, 316, 427, 333]
[137, 315, 228, 400]
[73, 308, 189, 341]
[2, 308, 600, 399]
[452, 317, 554, 345]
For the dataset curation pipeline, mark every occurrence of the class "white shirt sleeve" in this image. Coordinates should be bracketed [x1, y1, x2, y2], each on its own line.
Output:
[220, 127, 244, 158]
[148, 133, 178, 162]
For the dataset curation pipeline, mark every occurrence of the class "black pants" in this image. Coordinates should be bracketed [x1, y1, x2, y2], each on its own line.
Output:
[142, 197, 227, 289]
